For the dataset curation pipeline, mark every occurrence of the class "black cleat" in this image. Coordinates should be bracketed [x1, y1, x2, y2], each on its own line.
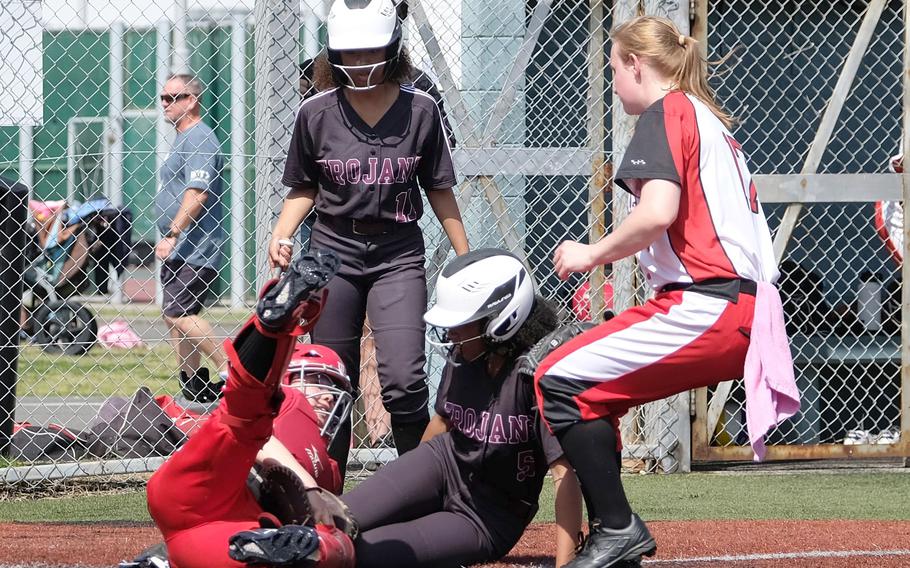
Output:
[179, 368, 224, 404]
[257, 249, 340, 332]
[228, 524, 320, 566]
[117, 541, 169, 568]
[565, 514, 656, 568]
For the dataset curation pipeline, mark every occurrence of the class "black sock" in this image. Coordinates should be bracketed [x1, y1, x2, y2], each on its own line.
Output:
[557, 418, 632, 530]
[233, 325, 277, 382]
[391, 415, 430, 455]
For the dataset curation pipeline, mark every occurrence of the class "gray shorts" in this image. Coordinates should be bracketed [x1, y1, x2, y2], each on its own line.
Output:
[161, 260, 217, 318]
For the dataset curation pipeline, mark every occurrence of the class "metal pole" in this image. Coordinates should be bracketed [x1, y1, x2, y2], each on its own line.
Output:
[611, 0, 638, 314]
[230, 14, 248, 307]
[108, 22, 126, 304]
[643, 0, 691, 474]
[66, 119, 76, 204]
[18, 126, 33, 202]
[253, 0, 301, 290]
[587, 0, 607, 323]
[302, 2, 321, 60]
[900, 0, 910, 461]
[173, 0, 191, 74]
[689, 0, 711, 471]
[155, 19, 172, 307]
[0, 177, 27, 458]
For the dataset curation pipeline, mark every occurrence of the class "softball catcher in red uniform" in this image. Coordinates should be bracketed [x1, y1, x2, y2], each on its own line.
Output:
[133, 250, 356, 568]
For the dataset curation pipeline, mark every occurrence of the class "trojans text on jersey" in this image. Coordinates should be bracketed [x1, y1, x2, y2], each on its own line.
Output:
[444, 402, 532, 444]
[317, 157, 422, 186]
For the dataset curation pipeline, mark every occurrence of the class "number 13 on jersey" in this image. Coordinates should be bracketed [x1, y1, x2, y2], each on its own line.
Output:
[724, 133, 759, 214]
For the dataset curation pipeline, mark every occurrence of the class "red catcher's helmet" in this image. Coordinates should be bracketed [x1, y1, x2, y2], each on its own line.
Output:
[285, 344, 354, 444]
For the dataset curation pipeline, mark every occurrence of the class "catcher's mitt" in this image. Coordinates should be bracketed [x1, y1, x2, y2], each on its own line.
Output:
[304, 486, 359, 540]
[520, 321, 597, 376]
[258, 461, 359, 539]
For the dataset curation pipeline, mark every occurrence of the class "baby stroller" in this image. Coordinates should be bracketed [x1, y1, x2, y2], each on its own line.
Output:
[22, 198, 131, 355]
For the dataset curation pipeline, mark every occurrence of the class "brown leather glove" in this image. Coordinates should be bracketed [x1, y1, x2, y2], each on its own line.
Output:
[305, 486, 359, 539]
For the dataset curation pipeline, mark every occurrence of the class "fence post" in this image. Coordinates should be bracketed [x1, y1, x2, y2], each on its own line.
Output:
[587, 0, 607, 324]
[643, 0, 692, 474]
[900, 0, 910, 464]
[0, 177, 27, 458]
[230, 13, 248, 308]
[253, 0, 300, 290]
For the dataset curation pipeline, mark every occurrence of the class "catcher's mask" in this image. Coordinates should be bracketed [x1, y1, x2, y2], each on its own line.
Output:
[424, 248, 536, 365]
[284, 344, 354, 444]
[327, 0, 402, 91]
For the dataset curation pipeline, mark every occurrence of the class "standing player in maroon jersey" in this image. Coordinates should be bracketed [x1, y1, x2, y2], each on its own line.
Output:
[534, 16, 791, 568]
[137, 251, 356, 568]
[270, 0, 469, 472]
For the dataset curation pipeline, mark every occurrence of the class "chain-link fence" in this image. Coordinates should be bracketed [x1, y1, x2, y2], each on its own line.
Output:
[0, 0, 907, 490]
[696, 0, 908, 461]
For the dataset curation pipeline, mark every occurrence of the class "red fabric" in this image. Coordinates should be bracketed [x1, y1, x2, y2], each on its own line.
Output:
[146, 326, 338, 567]
[571, 279, 614, 321]
[662, 92, 738, 281]
[273, 388, 342, 494]
[146, 405, 266, 568]
[573, 293, 753, 422]
[155, 395, 207, 437]
[874, 200, 903, 267]
[314, 524, 356, 568]
[535, 291, 755, 449]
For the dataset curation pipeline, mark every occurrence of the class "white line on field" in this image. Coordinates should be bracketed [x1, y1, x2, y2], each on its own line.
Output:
[644, 549, 910, 564]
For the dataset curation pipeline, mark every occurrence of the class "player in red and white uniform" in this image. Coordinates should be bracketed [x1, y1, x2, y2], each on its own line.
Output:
[140, 251, 355, 568]
[534, 16, 784, 568]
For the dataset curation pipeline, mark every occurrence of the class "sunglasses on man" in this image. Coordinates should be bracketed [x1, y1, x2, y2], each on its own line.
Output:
[159, 93, 194, 104]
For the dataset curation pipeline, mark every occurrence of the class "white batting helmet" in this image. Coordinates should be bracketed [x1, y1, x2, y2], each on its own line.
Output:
[424, 249, 536, 344]
[326, 0, 402, 90]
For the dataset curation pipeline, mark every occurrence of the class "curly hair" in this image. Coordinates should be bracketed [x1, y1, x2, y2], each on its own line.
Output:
[313, 48, 414, 91]
[486, 295, 559, 361]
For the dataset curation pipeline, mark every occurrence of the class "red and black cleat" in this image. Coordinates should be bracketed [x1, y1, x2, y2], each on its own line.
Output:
[257, 249, 340, 335]
[228, 524, 320, 566]
[227, 523, 355, 568]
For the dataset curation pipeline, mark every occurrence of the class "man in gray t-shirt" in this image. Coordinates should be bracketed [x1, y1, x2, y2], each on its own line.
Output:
[154, 73, 226, 403]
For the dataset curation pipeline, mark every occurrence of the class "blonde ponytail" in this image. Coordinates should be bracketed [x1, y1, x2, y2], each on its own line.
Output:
[612, 16, 735, 130]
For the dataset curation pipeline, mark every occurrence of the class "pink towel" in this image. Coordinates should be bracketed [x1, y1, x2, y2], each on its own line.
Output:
[98, 320, 144, 349]
[744, 282, 801, 461]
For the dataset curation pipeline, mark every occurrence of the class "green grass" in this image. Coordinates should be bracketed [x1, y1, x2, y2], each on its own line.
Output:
[3, 472, 909, 524]
[92, 303, 249, 321]
[0, 491, 151, 522]
[18, 345, 176, 397]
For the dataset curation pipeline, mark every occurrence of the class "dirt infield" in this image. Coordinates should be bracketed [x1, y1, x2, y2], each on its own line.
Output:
[0, 520, 908, 567]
